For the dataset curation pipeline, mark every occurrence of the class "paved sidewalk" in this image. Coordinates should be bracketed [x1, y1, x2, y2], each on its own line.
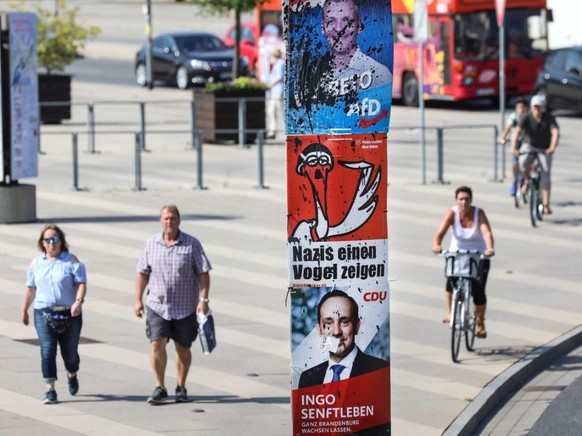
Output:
[447, 325, 582, 435]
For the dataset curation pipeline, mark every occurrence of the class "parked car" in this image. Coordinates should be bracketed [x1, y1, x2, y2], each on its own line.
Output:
[223, 22, 258, 74]
[534, 46, 582, 113]
[135, 31, 249, 90]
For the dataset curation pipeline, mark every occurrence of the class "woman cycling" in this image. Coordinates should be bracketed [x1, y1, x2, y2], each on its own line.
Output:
[432, 186, 495, 338]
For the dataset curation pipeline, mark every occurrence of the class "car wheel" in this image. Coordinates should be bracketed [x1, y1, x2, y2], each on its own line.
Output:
[135, 63, 147, 87]
[402, 72, 419, 107]
[176, 66, 190, 90]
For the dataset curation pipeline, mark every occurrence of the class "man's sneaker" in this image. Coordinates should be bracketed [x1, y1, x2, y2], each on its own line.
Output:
[147, 386, 168, 405]
[43, 389, 58, 404]
[175, 385, 189, 403]
[509, 182, 517, 196]
[67, 374, 79, 396]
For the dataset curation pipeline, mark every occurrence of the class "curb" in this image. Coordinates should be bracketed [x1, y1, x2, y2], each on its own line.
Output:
[443, 324, 582, 436]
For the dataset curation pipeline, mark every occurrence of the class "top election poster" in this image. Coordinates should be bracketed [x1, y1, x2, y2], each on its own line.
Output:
[286, 0, 393, 135]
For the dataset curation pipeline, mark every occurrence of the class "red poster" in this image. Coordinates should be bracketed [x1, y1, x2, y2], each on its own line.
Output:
[287, 134, 388, 244]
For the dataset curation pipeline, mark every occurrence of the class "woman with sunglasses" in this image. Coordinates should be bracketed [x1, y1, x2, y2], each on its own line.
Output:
[21, 224, 87, 404]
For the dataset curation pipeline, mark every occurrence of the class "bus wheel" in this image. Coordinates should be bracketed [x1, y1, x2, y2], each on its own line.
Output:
[403, 72, 419, 107]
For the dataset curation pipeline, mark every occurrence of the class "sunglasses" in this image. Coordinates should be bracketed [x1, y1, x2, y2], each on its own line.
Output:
[43, 236, 61, 244]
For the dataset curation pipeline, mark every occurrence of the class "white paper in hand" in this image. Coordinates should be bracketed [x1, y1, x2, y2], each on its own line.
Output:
[197, 310, 216, 355]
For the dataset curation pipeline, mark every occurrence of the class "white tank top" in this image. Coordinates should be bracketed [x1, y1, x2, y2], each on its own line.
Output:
[449, 205, 486, 252]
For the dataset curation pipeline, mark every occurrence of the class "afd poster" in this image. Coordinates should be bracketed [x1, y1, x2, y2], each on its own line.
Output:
[286, 0, 393, 134]
[9, 13, 39, 180]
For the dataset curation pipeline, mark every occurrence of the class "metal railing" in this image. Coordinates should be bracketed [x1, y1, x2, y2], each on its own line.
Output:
[39, 98, 504, 188]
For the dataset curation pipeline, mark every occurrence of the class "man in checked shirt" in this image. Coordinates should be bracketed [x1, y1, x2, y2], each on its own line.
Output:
[134, 204, 212, 404]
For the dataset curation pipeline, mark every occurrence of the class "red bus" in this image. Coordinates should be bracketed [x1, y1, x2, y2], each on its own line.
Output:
[255, 0, 550, 106]
[393, 0, 550, 105]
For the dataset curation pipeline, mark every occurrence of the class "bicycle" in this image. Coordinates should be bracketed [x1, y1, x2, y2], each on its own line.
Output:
[441, 250, 482, 363]
[518, 151, 544, 227]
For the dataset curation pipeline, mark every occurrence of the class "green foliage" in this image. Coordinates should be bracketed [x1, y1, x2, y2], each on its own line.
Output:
[185, 0, 268, 78]
[11, 0, 101, 74]
[205, 76, 267, 92]
[185, 0, 261, 15]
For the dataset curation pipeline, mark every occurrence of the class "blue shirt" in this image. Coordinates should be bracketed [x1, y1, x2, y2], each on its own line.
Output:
[26, 252, 87, 309]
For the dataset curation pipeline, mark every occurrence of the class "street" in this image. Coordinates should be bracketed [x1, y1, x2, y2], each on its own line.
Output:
[1, 1, 581, 435]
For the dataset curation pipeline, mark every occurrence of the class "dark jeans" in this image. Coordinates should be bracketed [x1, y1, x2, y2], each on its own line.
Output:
[34, 308, 82, 382]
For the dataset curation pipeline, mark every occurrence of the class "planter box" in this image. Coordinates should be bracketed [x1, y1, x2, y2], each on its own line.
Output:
[38, 74, 72, 124]
[193, 88, 265, 143]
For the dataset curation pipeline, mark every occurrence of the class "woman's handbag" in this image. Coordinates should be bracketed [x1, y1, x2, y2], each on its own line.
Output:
[42, 306, 72, 334]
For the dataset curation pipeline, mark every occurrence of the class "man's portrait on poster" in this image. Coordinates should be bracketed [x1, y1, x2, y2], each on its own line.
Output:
[292, 0, 393, 110]
[298, 290, 389, 389]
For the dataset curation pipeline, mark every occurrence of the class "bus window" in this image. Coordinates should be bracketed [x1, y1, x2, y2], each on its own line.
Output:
[454, 11, 498, 61]
[505, 9, 548, 58]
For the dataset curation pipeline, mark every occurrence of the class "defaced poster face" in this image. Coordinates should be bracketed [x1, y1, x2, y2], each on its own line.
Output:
[289, 285, 390, 435]
[286, 0, 393, 135]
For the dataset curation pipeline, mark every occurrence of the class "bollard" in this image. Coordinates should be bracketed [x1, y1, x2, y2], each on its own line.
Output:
[87, 103, 96, 153]
[494, 125, 501, 181]
[190, 100, 197, 150]
[255, 130, 269, 189]
[139, 102, 149, 152]
[238, 98, 247, 148]
[193, 132, 206, 190]
[72, 133, 80, 191]
[133, 132, 144, 191]
[436, 127, 444, 184]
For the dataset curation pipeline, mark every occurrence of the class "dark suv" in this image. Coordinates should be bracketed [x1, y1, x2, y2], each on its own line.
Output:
[534, 46, 582, 113]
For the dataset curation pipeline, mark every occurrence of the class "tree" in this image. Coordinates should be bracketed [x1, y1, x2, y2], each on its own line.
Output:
[36, 0, 101, 74]
[9, 0, 101, 74]
[185, 0, 267, 78]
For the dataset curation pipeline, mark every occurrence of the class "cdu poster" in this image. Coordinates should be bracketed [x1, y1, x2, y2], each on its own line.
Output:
[284, 0, 392, 434]
[286, 0, 393, 135]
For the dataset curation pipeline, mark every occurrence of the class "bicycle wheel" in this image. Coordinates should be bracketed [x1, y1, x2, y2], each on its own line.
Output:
[529, 182, 538, 227]
[464, 281, 476, 351]
[451, 293, 463, 363]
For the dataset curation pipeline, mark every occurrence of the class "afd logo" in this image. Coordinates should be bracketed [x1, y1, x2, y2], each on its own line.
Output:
[363, 291, 388, 302]
[346, 98, 389, 128]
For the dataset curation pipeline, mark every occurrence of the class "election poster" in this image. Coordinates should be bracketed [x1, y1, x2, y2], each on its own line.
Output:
[287, 133, 387, 243]
[290, 284, 390, 435]
[287, 133, 390, 434]
[286, 0, 393, 134]
[8, 13, 39, 180]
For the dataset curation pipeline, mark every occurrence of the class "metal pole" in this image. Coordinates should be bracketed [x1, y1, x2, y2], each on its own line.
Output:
[238, 98, 247, 148]
[190, 100, 197, 150]
[193, 132, 206, 190]
[255, 130, 268, 189]
[87, 103, 96, 153]
[419, 40, 426, 185]
[139, 102, 148, 151]
[72, 133, 79, 191]
[134, 132, 143, 191]
[494, 125, 500, 181]
[499, 21, 506, 178]
[144, 0, 154, 90]
[436, 127, 444, 184]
